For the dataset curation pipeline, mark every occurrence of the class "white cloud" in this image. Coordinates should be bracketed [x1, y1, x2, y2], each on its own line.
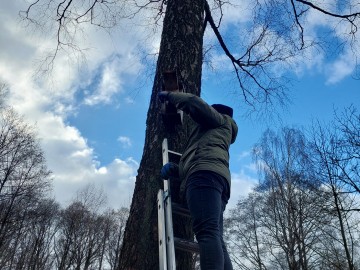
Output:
[227, 171, 257, 211]
[326, 52, 356, 84]
[324, 9, 360, 84]
[83, 54, 143, 106]
[0, 1, 146, 209]
[84, 59, 123, 105]
[236, 150, 251, 160]
[125, 96, 135, 104]
[118, 136, 132, 148]
[305, 0, 337, 28]
[210, 0, 253, 29]
[51, 156, 138, 209]
[34, 113, 138, 209]
[302, 1, 360, 83]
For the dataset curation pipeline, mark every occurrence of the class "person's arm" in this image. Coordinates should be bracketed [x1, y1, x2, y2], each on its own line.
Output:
[165, 92, 225, 128]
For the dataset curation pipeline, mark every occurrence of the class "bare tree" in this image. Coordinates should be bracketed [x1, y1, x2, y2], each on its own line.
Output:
[225, 192, 268, 270]
[0, 107, 52, 268]
[309, 114, 360, 270]
[13, 199, 60, 270]
[251, 128, 336, 269]
[104, 208, 129, 270]
[54, 184, 108, 270]
[0, 83, 8, 110]
[52, 185, 129, 270]
[226, 125, 360, 269]
[54, 201, 92, 269]
[334, 106, 360, 197]
[19, 1, 360, 268]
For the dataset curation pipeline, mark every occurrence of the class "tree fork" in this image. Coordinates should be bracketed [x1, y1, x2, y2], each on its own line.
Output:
[118, 0, 205, 269]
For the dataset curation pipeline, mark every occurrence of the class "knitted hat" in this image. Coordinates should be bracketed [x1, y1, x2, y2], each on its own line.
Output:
[211, 104, 233, 118]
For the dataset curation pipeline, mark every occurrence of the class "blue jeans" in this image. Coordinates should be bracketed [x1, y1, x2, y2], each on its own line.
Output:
[186, 171, 233, 270]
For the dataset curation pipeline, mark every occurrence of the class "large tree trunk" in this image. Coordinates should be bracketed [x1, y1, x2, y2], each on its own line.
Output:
[118, 0, 205, 269]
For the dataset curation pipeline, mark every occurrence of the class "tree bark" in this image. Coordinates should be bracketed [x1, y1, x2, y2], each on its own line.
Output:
[118, 0, 205, 269]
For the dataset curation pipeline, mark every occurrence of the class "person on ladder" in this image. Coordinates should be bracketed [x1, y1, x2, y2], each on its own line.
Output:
[159, 84, 238, 270]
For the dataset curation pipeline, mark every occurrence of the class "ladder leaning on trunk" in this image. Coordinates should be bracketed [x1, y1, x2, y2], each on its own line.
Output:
[157, 138, 200, 270]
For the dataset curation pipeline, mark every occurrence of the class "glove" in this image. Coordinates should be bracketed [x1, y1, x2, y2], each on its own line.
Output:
[158, 91, 170, 103]
[160, 162, 179, 180]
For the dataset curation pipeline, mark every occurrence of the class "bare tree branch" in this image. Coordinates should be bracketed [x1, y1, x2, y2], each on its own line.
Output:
[290, 0, 306, 49]
[205, 1, 291, 107]
[19, 0, 166, 74]
[296, 0, 360, 20]
[296, 0, 360, 39]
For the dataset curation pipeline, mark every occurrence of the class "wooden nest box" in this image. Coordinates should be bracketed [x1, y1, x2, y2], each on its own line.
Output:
[161, 71, 183, 128]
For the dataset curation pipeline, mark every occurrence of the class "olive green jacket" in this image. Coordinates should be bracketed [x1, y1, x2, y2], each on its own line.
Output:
[167, 92, 238, 193]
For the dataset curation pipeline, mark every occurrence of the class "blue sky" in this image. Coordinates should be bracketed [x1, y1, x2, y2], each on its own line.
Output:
[0, 1, 359, 210]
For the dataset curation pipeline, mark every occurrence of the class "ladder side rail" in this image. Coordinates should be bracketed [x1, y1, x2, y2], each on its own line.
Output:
[162, 139, 170, 191]
[158, 190, 168, 270]
[162, 138, 176, 270]
[164, 194, 176, 270]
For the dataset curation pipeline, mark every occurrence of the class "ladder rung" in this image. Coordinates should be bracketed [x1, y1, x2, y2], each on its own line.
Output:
[174, 237, 200, 254]
[167, 149, 182, 157]
[171, 203, 191, 217]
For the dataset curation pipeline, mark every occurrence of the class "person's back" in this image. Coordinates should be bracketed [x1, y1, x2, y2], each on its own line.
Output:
[160, 91, 237, 270]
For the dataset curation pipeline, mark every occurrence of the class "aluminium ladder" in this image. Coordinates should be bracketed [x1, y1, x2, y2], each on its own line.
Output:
[157, 138, 199, 270]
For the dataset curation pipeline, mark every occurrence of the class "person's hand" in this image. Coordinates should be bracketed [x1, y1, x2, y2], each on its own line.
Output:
[158, 91, 170, 103]
[160, 162, 179, 179]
